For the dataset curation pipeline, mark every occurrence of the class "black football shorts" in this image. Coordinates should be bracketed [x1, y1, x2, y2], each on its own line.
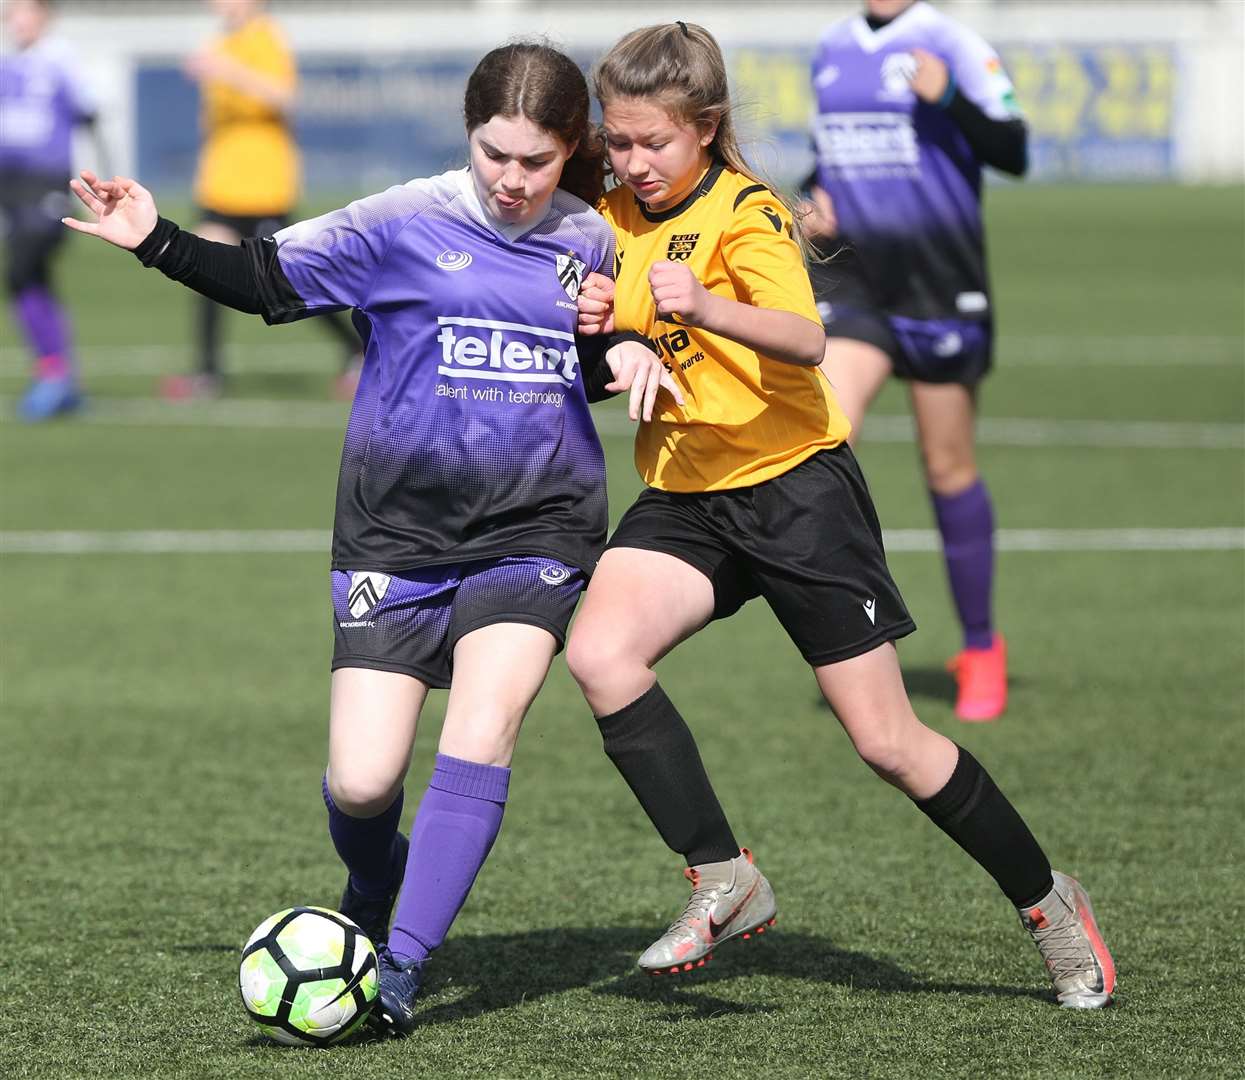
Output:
[0, 170, 71, 293]
[198, 207, 290, 239]
[606, 445, 915, 666]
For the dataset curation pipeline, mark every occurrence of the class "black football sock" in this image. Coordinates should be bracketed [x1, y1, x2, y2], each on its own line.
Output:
[197, 295, 222, 378]
[596, 681, 740, 867]
[914, 744, 1054, 908]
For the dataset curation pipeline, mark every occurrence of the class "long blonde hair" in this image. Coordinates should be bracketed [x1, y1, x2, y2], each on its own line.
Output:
[593, 22, 809, 251]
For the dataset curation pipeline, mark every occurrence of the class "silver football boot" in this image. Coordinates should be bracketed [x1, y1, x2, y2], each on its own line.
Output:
[639, 849, 777, 975]
[1019, 870, 1116, 1008]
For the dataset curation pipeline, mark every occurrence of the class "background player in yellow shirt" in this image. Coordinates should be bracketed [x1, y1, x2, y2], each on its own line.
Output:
[570, 22, 1114, 1010]
[164, 0, 360, 400]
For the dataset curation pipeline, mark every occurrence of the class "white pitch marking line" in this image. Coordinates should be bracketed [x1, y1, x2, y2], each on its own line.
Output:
[885, 528, 1245, 553]
[0, 529, 332, 554]
[2, 394, 1239, 449]
[1, 335, 1241, 374]
[1, 528, 1240, 556]
[0, 343, 346, 376]
[865, 415, 1245, 450]
[0, 395, 350, 429]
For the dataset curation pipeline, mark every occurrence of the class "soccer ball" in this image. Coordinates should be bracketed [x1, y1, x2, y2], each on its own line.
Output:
[238, 906, 379, 1046]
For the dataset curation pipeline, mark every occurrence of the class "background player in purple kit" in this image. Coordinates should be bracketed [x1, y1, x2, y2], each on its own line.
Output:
[62, 41, 676, 1037]
[805, 0, 1028, 720]
[1, 0, 100, 420]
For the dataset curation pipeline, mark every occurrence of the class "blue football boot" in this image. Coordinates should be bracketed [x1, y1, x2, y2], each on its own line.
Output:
[18, 378, 82, 421]
[338, 832, 408, 949]
[369, 946, 424, 1037]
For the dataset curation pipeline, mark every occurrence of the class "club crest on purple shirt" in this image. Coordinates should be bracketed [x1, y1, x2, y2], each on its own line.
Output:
[555, 254, 586, 299]
[880, 52, 918, 100]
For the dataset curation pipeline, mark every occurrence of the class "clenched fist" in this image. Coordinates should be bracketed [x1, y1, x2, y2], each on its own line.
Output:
[649, 260, 712, 326]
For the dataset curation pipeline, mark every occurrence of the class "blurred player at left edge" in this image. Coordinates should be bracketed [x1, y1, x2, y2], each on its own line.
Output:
[1, 0, 101, 420]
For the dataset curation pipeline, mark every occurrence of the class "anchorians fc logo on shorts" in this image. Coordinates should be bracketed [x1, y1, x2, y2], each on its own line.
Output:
[347, 571, 391, 619]
[555, 253, 586, 299]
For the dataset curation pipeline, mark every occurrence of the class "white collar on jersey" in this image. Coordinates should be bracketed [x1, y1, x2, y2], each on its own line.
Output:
[850, 0, 931, 53]
[455, 167, 554, 243]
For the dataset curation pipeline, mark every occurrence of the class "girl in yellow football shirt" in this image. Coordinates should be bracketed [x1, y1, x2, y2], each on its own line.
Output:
[167, 0, 360, 399]
[568, 22, 1114, 1009]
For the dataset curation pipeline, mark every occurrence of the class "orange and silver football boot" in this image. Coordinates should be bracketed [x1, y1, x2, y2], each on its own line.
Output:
[638, 849, 777, 975]
[1019, 870, 1116, 1009]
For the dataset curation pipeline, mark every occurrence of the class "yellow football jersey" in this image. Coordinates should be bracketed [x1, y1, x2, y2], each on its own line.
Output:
[194, 15, 299, 216]
[600, 164, 851, 492]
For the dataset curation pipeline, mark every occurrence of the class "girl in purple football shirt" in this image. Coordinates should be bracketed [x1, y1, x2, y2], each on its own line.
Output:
[64, 42, 676, 1037]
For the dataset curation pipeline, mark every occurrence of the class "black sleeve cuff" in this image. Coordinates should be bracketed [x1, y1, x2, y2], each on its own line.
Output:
[130, 216, 265, 315]
[576, 333, 615, 403]
[579, 330, 662, 403]
[608, 331, 655, 350]
[133, 216, 180, 268]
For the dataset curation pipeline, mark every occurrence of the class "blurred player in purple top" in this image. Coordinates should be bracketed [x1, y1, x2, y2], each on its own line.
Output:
[63, 42, 677, 1036]
[805, 0, 1027, 720]
[1, 0, 99, 420]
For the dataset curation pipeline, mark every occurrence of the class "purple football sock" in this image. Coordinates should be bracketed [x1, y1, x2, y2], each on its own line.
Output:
[387, 754, 510, 967]
[14, 286, 73, 375]
[931, 480, 995, 651]
[322, 775, 404, 899]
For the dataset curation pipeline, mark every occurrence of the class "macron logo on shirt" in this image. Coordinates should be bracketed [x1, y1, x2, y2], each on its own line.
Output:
[435, 317, 580, 387]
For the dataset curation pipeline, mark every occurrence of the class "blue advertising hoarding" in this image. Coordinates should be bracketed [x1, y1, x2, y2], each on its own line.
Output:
[135, 43, 1177, 197]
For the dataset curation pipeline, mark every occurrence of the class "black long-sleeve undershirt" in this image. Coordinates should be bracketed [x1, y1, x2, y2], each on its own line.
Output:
[943, 84, 1028, 176]
[131, 216, 625, 401]
[134, 216, 263, 314]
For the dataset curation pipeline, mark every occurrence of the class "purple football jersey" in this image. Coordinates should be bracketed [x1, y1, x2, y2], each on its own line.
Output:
[248, 169, 615, 575]
[811, 1, 1022, 321]
[0, 36, 95, 176]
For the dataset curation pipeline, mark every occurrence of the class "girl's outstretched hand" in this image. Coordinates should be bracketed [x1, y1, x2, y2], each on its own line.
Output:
[63, 170, 159, 251]
[604, 339, 685, 422]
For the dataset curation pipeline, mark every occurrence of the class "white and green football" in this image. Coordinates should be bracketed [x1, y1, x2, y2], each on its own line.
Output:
[238, 906, 379, 1046]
